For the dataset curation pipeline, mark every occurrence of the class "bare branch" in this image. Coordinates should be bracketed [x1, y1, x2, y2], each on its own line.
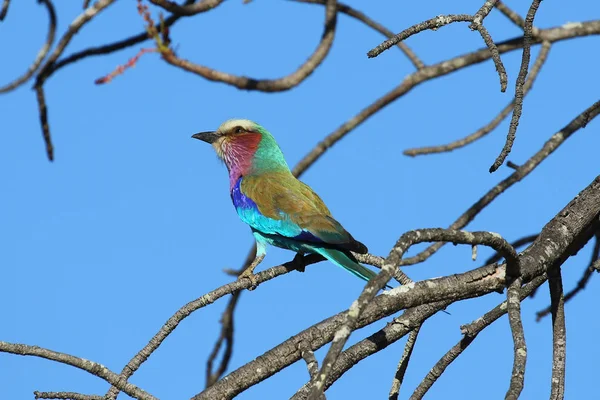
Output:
[403, 40, 551, 157]
[295, 0, 425, 69]
[35, 84, 53, 161]
[489, 0, 543, 172]
[0, 341, 156, 400]
[505, 277, 527, 400]
[0, 0, 9, 20]
[400, 97, 600, 267]
[104, 254, 327, 400]
[547, 265, 566, 399]
[537, 231, 600, 320]
[367, 10, 507, 91]
[159, 0, 337, 91]
[0, 0, 56, 93]
[496, 0, 541, 37]
[410, 274, 547, 400]
[298, 341, 321, 382]
[34, 392, 103, 400]
[308, 229, 519, 400]
[148, 0, 222, 15]
[205, 291, 240, 387]
[389, 326, 421, 400]
[486, 233, 539, 264]
[291, 301, 450, 400]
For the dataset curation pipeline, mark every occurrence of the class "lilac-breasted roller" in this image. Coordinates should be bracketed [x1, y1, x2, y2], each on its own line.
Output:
[192, 119, 378, 287]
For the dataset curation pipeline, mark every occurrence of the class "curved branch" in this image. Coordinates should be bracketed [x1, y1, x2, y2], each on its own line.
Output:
[0, 0, 56, 94]
[489, 0, 543, 172]
[308, 229, 519, 399]
[0, 341, 155, 400]
[0, 0, 9, 20]
[160, 0, 337, 91]
[291, 301, 450, 400]
[399, 97, 600, 267]
[36, 0, 117, 81]
[367, 12, 507, 91]
[294, 21, 600, 179]
[294, 0, 424, 69]
[404, 41, 551, 157]
[410, 274, 547, 399]
[104, 251, 396, 400]
[148, 0, 222, 15]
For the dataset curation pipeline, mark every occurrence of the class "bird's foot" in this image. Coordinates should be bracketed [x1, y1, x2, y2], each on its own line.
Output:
[292, 253, 307, 273]
[238, 269, 259, 290]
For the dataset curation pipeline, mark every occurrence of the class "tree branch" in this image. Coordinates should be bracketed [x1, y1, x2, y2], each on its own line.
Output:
[159, 0, 337, 91]
[0, 0, 56, 94]
[489, 0, 543, 172]
[404, 40, 551, 157]
[0, 341, 155, 400]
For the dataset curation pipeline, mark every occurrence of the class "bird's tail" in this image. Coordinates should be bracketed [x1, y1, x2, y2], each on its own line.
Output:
[312, 247, 378, 282]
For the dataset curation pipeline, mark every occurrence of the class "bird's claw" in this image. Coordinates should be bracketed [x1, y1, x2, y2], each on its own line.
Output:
[238, 270, 258, 290]
[292, 253, 306, 273]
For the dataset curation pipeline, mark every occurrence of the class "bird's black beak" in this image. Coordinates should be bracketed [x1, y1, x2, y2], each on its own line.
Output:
[191, 131, 219, 144]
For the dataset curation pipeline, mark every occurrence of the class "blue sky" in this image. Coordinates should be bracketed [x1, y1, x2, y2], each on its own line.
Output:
[1, 1, 599, 399]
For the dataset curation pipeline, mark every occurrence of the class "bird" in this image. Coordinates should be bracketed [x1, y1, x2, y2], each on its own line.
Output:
[192, 119, 380, 288]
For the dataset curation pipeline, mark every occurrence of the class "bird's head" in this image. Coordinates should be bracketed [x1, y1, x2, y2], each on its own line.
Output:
[192, 119, 289, 184]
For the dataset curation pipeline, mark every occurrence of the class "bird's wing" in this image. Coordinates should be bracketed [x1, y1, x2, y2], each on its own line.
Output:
[237, 173, 367, 253]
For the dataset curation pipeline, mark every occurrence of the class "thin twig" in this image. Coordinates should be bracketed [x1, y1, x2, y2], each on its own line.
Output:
[160, 0, 338, 91]
[368, 14, 472, 58]
[409, 274, 547, 399]
[34, 84, 53, 161]
[400, 98, 600, 267]
[104, 254, 326, 400]
[505, 277, 526, 400]
[367, 10, 506, 91]
[404, 40, 550, 157]
[496, 0, 541, 37]
[0, 341, 156, 400]
[536, 231, 600, 320]
[148, 0, 222, 15]
[389, 326, 421, 400]
[34, 392, 103, 400]
[205, 291, 240, 387]
[547, 264, 566, 399]
[490, 0, 543, 172]
[486, 233, 539, 264]
[307, 229, 519, 400]
[0, 0, 9, 20]
[291, 301, 450, 400]
[0, 0, 56, 93]
[295, 0, 424, 69]
[298, 341, 320, 380]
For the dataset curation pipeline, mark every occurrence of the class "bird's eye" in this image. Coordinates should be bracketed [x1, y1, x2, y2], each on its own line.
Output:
[233, 126, 244, 134]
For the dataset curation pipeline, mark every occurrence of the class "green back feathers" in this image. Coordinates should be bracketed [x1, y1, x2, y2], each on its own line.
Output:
[250, 125, 290, 173]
